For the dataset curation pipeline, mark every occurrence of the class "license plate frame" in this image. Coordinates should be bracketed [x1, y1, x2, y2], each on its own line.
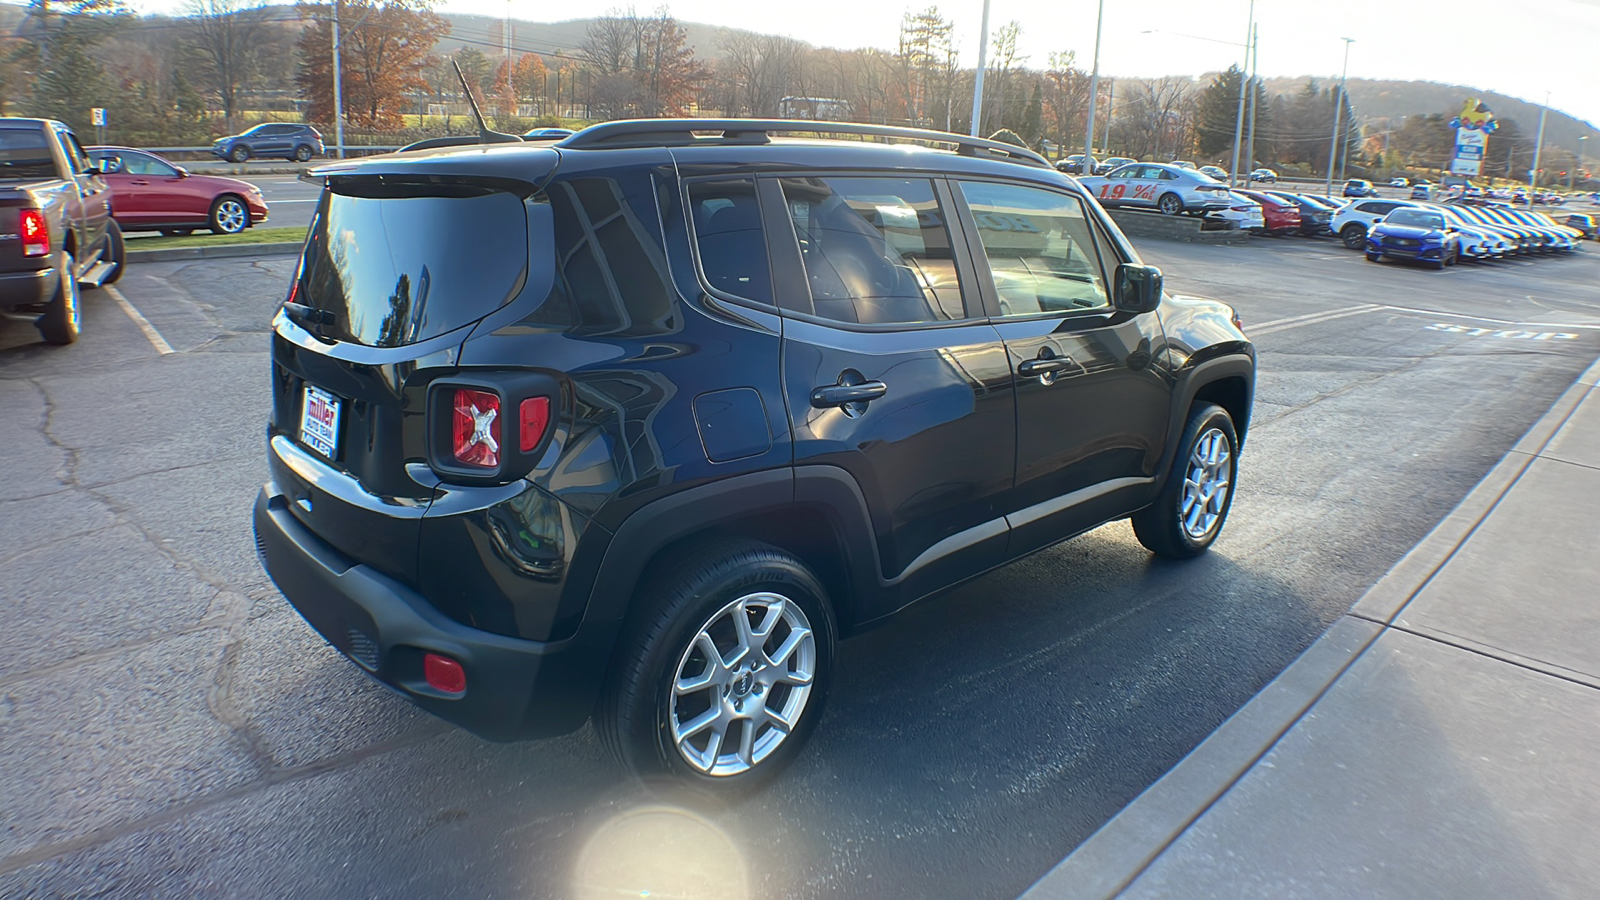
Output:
[300, 384, 342, 460]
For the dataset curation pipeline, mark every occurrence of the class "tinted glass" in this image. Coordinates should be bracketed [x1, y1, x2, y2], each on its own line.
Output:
[118, 152, 178, 177]
[0, 128, 53, 179]
[959, 180, 1112, 317]
[688, 178, 772, 304]
[536, 174, 677, 336]
[1387, 209, 1445, 229]
[299, 183, 528, 347]
[779, 176, 964, 325]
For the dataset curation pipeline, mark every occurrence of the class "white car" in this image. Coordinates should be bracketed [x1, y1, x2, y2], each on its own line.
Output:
[1432, 205, 1513, 259]
[1389, 177, 1409, 187]
[1078, 162, 1232, 215]
[1331, 198, 1424, 249]
[1209, 191, 1265, 231]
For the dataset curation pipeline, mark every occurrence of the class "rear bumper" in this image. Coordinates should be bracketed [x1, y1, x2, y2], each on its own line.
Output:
[0, 267, 55, 311]
[253, 486, 616, 740]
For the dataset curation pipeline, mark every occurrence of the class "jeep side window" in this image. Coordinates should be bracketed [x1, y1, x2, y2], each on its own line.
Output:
[957, 180, 1112, 316]
[687, 178, 774, 305]
[778, 176, 964, 325]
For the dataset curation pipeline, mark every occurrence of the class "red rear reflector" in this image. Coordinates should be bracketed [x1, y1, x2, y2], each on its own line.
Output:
[519, 396, 551, 453]
[423, 653, 466, 693]
[20, 209, 48, 257]
[452, 389, 501, 468]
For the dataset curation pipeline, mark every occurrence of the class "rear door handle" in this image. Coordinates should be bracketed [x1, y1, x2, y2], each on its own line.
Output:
[811, 381, 888, 409]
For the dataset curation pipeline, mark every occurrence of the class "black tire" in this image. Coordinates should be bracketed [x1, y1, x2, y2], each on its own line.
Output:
[1157, 193, 1184, 215]
[293, 144, 313, 162]
[1340, 224, 1367, 250]
[37, 250, 81, 345]
[1365, 251, 1381, 262]
[160, 228, 194, 237]
[209, 195, 250, 234]
[101, 219, 125, 285]
[596, 538, 835, 793]
[1132, 403, 1239, 559]
[229, 145, 249, 163]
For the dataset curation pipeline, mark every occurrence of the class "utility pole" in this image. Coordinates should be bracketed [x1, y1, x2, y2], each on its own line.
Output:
[331, 0, 345, 159]
[968, 0, 991, 137]
[1323, 37, 1354, 197]
[1227, 0, 1254, 187]
[1102, 79, 1114, 154]
[1576, 135, 1589, 190]
[1528, 96, 1549, 197]
[1244, 23, 1258, 182]
[1083, 0, 1104, 168]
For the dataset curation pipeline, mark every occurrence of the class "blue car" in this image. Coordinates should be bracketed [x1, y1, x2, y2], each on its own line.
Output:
[1365, 207, 1461, 269]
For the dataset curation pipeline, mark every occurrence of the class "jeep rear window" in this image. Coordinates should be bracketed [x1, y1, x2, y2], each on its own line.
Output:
[0, 128, 55, 180]
[298, 183, 528, 347]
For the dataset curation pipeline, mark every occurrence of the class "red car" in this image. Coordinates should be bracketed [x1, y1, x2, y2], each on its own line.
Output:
[1236, 189, 1302, 235]
[86, 146, 269, 235]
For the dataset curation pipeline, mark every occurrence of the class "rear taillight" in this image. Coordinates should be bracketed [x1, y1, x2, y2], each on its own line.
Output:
[519, 396, 550, 453]
[20, 209, 48, 257]
[452, 388, 501, 468]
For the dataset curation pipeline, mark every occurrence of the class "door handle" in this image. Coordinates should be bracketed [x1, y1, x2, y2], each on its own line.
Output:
[1018, 357, 1072, 376]
[129, 180, 149, 186]
[811, 381, 887, 409]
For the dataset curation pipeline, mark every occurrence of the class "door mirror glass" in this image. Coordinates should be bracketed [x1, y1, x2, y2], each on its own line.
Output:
[175, 165, 189, 178]
[97, 156, 123, 174]
[1114, 263, 1162, 314]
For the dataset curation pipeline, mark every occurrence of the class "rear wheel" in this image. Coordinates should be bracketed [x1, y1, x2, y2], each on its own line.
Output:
[1132, 403, 1238, 559]
[596, 539, 835, 793]
[1340, 224, 1367, 250]
[1157, 193, 1184, 215]
[209, 195, 249, 234]
[292, 145, 313, 162]
[36, 251, 81, 345]
[228, 145, 249, 163]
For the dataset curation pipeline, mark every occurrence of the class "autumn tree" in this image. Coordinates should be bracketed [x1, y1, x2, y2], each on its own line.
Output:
[892, 7, 956, 127]
[580, 7, 708, 119]
[183, 0, 276, 128]
[1040, 51, 1087, 154]
[296, 0, 448, 131]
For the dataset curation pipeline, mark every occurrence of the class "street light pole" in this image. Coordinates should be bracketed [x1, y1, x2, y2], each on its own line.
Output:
[1083, 0, 1105, 168]
[1323, 37, 1354, 197]
[1227, 0, 1254, 188]
[968, 0, 991, 137]
[1244, 23, 1258, 184]
[1576, 135, 1589, 190]
[1529, 92, 1549, 196]
[331, 0, 345, 159]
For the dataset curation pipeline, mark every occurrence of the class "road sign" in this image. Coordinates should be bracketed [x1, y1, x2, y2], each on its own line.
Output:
[90, 108, 106, 127]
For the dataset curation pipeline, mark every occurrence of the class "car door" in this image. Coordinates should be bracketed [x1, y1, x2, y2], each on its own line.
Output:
[769, 172, 1017, 616]
[58, 128, 110, 260]
[1090, 165, 1137, 208]
[952, 178, 1172, 557]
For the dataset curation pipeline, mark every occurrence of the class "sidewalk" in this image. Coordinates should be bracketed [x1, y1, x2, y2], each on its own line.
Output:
[1024, 355, 1600, 900]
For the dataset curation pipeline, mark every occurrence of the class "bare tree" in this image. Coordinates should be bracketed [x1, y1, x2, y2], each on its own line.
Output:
[1118, 77, 1194, 161]
[184, 0, 275, 128]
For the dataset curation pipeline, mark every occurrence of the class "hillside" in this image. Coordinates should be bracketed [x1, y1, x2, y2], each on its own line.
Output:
[1261, 76, 1596, 148]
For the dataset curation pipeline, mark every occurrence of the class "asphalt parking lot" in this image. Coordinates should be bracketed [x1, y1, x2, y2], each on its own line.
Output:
[2, 237, 1597, 898]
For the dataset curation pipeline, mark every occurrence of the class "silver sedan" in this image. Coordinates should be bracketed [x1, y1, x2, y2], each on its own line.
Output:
[1078, 163, 1232, 215]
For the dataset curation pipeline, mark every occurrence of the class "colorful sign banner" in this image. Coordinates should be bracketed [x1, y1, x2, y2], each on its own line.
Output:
[1448, 99, 1497, 177]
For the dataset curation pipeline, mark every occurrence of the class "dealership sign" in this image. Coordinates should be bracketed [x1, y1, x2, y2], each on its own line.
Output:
[1449, 99, 1497, 177]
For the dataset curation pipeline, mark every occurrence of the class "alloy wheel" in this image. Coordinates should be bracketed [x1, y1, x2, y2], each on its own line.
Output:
[668, 591, 817, 777]
[1180, 427, 1232, 540]
[214, 199, 247, 234]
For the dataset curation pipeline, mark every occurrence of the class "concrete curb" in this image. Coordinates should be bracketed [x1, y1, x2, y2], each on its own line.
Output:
[126, 242, 302, 263]
[1107, 209, 1250, 245]
[1019, 352, 1600, 900]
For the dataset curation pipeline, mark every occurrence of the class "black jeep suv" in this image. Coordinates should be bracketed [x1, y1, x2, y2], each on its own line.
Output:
[254, 119, 1255, 790]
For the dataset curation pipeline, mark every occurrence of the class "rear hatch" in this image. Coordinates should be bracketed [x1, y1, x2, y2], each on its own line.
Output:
[0, 125, 60, 274]
[268, 158, 551, 582]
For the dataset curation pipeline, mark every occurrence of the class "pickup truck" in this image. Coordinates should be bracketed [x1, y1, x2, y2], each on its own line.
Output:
[1, 118, 124, 345]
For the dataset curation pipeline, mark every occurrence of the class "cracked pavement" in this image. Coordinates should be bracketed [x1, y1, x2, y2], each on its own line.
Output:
[1, 243, 1597, 899]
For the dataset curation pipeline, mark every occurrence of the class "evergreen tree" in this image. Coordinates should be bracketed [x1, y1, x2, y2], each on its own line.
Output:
[1195, 65, 1243, 159]
[171, 67, 211, 144]
[1022, 82, 1043, 144]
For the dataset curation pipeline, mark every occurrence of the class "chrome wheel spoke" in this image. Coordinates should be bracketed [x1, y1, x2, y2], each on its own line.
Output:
[737, 718, 757, 766]
[675, 707, 720, 744]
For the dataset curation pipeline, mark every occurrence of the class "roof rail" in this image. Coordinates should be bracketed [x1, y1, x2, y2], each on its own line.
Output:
[555, 118, 1052, 168]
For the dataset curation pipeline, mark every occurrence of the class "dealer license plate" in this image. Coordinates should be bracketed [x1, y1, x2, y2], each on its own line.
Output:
[300, 385, 342, 460]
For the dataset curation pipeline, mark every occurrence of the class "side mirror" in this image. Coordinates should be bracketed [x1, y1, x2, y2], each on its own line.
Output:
[1114, 263, 1163, 314]
[97, 157, 123, 175]
[175, 166, 189, 178]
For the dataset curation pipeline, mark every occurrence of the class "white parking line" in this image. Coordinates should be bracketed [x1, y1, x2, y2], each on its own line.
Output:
[104, 285, 174, 355]
[1248, 304, 1383, 336]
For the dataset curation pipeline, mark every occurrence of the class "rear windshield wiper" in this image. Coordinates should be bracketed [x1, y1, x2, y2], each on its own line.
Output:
[283, 301, 337, 331]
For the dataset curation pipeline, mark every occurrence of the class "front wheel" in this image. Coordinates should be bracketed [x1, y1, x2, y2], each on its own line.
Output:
[36, 250, 81, 345]
[209, 195, 249, 234]
[1132, 403, 1238, 559]
[1157, 193, 1184, 215]
[1340, 224, 1367, 250]
[101, 219, 125, 285]
[596, 539, 835, 792]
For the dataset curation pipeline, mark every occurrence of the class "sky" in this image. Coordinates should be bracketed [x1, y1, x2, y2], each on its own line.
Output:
[130, 0, 1600, 130]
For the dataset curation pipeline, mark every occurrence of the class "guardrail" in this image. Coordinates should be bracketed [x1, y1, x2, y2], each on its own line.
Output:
[133, 145, 403, 159]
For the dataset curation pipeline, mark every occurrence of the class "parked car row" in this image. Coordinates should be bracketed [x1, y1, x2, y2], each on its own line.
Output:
[1332, 197, 1586, 269]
